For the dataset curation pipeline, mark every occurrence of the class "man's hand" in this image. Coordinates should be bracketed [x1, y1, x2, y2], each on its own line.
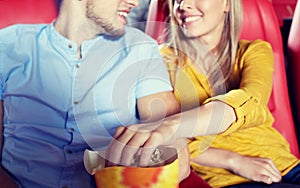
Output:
[106, 119, 181, 167]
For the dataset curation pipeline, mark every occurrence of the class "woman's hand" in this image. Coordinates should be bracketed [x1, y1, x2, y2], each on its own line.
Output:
[106, 119, 183, 167]
[192, 148, 281, 184]
[229, 155, 282, 184]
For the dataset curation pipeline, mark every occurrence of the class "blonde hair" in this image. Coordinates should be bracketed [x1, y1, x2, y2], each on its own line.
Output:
[163, 0, 243, 96]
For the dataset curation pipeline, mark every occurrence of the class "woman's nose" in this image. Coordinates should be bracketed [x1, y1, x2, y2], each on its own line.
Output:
[179, 0, 193, 10]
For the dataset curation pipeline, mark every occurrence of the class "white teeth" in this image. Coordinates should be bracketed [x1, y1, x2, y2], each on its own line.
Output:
[184, 16, 202, 23]
[117, 11, 128, 18]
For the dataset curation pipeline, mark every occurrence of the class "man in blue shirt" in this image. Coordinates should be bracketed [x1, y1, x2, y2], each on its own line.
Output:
[0, 0, 180, 187]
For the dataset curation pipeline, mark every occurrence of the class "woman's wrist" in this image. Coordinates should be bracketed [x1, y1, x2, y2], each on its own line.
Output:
[225, 151, 243, 173]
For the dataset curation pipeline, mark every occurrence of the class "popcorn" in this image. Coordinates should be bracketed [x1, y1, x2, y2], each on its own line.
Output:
[132, 148, 164, 167]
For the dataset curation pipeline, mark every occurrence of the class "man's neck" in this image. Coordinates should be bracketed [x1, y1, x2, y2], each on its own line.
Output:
[54, 4, 102, 59]
[57, 1, 108, 45]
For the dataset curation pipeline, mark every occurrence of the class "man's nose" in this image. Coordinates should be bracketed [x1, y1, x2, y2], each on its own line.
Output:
[126, 0, 139, 8]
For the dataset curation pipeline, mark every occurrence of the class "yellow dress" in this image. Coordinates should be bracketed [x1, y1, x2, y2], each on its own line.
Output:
[160, 40, 299, 187]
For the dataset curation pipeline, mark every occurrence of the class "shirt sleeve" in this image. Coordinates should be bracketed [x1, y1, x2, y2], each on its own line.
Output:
[135, 42, 173, 99]
[203, 40, 274, 134]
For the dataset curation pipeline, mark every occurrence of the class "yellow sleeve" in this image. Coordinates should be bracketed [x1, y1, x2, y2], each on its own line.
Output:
[204, 40, 274, 134]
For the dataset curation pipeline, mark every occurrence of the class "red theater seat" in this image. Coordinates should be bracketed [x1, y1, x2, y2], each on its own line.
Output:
[0, 0, 58, 29]
[240, 0, 299, 157]
[179, 169, 211, 188]
[287, 0, 300, 147]
[146, 0, 300, 186]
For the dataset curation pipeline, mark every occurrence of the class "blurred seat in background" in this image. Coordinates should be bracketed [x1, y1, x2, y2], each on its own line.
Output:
[0, 0, 58, 29]
[287, 0, 300, 152]
[271, 0, 297, 27]
[145, 0, 169, 44]
[271, 0, 298, 60]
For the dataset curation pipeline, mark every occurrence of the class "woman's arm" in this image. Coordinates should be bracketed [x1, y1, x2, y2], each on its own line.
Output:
[192, 147, 281, 184]
[137, 90, 236, 138]
[202, 40, 274, 133]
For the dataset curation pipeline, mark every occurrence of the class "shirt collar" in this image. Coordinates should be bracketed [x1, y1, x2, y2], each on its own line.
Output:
[48, 22, 102, 61]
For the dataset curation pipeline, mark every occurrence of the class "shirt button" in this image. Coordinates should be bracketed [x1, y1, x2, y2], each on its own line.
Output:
[68, 44, 73, 48]
[75, 64, 80, 68]
[65, 149, 72, 154]
[73, 101, 79, 105]
[69, 128, 75, 132]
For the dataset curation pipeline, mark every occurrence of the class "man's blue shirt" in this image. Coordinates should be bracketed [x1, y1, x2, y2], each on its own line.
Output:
[0, 23, 172, 188]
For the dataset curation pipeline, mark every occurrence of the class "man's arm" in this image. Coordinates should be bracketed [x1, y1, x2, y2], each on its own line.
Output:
[137, 91, 180, 123]
[139, 91, 191, 181]
[0, 100, 19, 188]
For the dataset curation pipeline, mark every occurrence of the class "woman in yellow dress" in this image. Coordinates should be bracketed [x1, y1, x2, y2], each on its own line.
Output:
[107, 0, 300, 186]
[159, 0, 300, 187]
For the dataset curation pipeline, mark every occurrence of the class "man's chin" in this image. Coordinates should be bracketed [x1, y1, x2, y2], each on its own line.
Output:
[106, 27, 126, 37]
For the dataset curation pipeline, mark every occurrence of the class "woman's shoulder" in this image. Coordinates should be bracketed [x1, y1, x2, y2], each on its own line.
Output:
[238, 39, 272, 51]
[237, 39, 273, 61]
[236, 39, 274, 68]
